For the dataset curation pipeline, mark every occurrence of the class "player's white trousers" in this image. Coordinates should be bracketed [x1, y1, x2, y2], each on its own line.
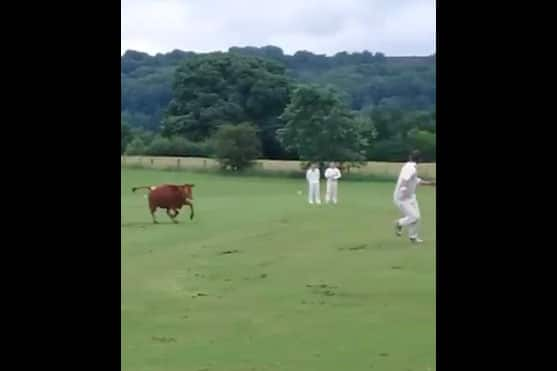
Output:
[308, 182, 321, 204]
[395, 197, 421, 238]
[326, 180, 338, 203]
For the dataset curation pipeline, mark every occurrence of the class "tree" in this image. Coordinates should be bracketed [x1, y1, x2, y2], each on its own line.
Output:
[161, 53, 291, 158]
[121, 66, 174, 131]
[121, 121, 132, 154]
[278, 85, 367, 163]
[125, 137, 147, 155]
[362, 106, 435, 161]
[354, 113, 377, 160]
[122, 47, 436, 162]
[213, 123, 261, 171]
[129, 127, 156, 147]
[366, 137, 410, 162]
[407, 129, 436, 161]
[143, 135, 213, 157]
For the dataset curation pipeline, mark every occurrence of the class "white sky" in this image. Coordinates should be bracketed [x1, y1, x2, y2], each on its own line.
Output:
[122, 0, 435, 56]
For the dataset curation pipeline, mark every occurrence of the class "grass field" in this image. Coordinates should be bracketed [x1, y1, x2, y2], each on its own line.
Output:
[121, 168, 436, 371]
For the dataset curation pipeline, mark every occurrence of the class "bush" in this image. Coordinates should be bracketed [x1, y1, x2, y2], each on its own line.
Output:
[213, 123, 261, 171]
[145, 136, 172, 155]
[407, 129, 435, 161]
[125, 137, 147, 155]
[366, 138, 411, 162]
[137, 135, 214, 157]
[130, 128, 156, 147]
[123, 133, 213, 157]
[168, 137, 213, 157]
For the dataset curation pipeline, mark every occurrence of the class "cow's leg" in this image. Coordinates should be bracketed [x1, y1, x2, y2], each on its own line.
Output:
[166, 209, 179, 223]
[185, 201, 194, 220]
[150, 206, 158, 224]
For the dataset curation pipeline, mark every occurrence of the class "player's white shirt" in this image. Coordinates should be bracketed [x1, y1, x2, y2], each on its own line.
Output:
[306, 168, 320, 184]
[393, 161, 422, 202]
[324, 167, 342, 182]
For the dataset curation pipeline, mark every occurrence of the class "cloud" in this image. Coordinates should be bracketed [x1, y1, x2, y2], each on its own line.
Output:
[121, 0, 435, 56]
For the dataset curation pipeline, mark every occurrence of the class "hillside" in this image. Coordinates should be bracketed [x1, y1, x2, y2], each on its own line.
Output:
[121, 46, 435, 132]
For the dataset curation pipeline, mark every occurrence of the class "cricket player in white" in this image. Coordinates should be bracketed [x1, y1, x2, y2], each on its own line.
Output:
[306, 163, 321, 204]
[324, 162, 342, 204]
[393, 151, 435, 244]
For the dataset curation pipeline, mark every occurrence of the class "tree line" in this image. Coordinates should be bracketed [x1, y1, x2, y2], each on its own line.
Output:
[122, 46, 435, 168]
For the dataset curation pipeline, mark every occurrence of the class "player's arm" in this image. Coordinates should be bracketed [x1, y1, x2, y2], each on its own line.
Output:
[418, 177, 436, 186]
[334, 169, 341, 180]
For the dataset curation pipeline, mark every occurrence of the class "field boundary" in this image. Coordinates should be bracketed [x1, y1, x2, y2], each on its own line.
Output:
[121, 156, 436, 179]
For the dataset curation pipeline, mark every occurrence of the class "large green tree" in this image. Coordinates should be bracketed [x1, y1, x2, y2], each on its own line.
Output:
[407, 128, 436, 161]
[362, 106, 436, 161]
[161, 53, 291, 158]
[213, 123, 261, 171]
[278, 85, 367, 162]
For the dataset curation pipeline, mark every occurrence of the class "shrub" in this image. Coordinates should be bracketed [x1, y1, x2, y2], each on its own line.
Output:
[213, 123, 261, 171]
[125, 137, 147, 155]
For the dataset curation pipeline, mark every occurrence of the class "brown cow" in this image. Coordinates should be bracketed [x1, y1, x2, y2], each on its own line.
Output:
[132, 184, 194, 224]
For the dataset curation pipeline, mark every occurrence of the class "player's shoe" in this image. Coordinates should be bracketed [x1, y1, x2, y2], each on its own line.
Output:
[410, 237, 423, 245]
[394, 222, 402, 237]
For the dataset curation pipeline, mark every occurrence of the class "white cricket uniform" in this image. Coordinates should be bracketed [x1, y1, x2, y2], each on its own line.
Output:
[393, 161, 422, 239]
[324, 167, 342, 204]
[306, 168, 321, 204]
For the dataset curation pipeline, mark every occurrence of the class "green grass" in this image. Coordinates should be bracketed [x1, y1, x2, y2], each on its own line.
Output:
[123, 164, 399, 183]
[122, 168, 436, 371]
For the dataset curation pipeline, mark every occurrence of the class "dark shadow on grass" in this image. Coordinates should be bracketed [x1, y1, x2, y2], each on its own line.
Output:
[218, 249, 240, 255]
[337, 241, 415, 251]
[121, 221, 183, 228]
[338, 244, 368, 251]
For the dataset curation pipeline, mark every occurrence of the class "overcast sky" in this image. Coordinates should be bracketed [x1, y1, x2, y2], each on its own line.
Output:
[121, 0, 435, 57]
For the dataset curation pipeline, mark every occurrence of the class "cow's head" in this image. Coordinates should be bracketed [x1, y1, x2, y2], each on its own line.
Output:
[181, 184, 194, 200]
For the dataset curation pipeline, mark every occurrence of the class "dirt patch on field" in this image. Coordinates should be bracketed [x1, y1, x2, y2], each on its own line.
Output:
[306, 283, 338, 297]
[218, 249, 240, 255]
[152, 336, 176, 343]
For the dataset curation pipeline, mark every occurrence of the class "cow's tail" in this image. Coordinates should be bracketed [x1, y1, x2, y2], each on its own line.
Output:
[132, 186, 153, 193]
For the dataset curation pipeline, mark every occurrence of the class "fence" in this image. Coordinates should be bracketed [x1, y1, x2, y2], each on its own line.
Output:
[121, 156, 436, 179]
